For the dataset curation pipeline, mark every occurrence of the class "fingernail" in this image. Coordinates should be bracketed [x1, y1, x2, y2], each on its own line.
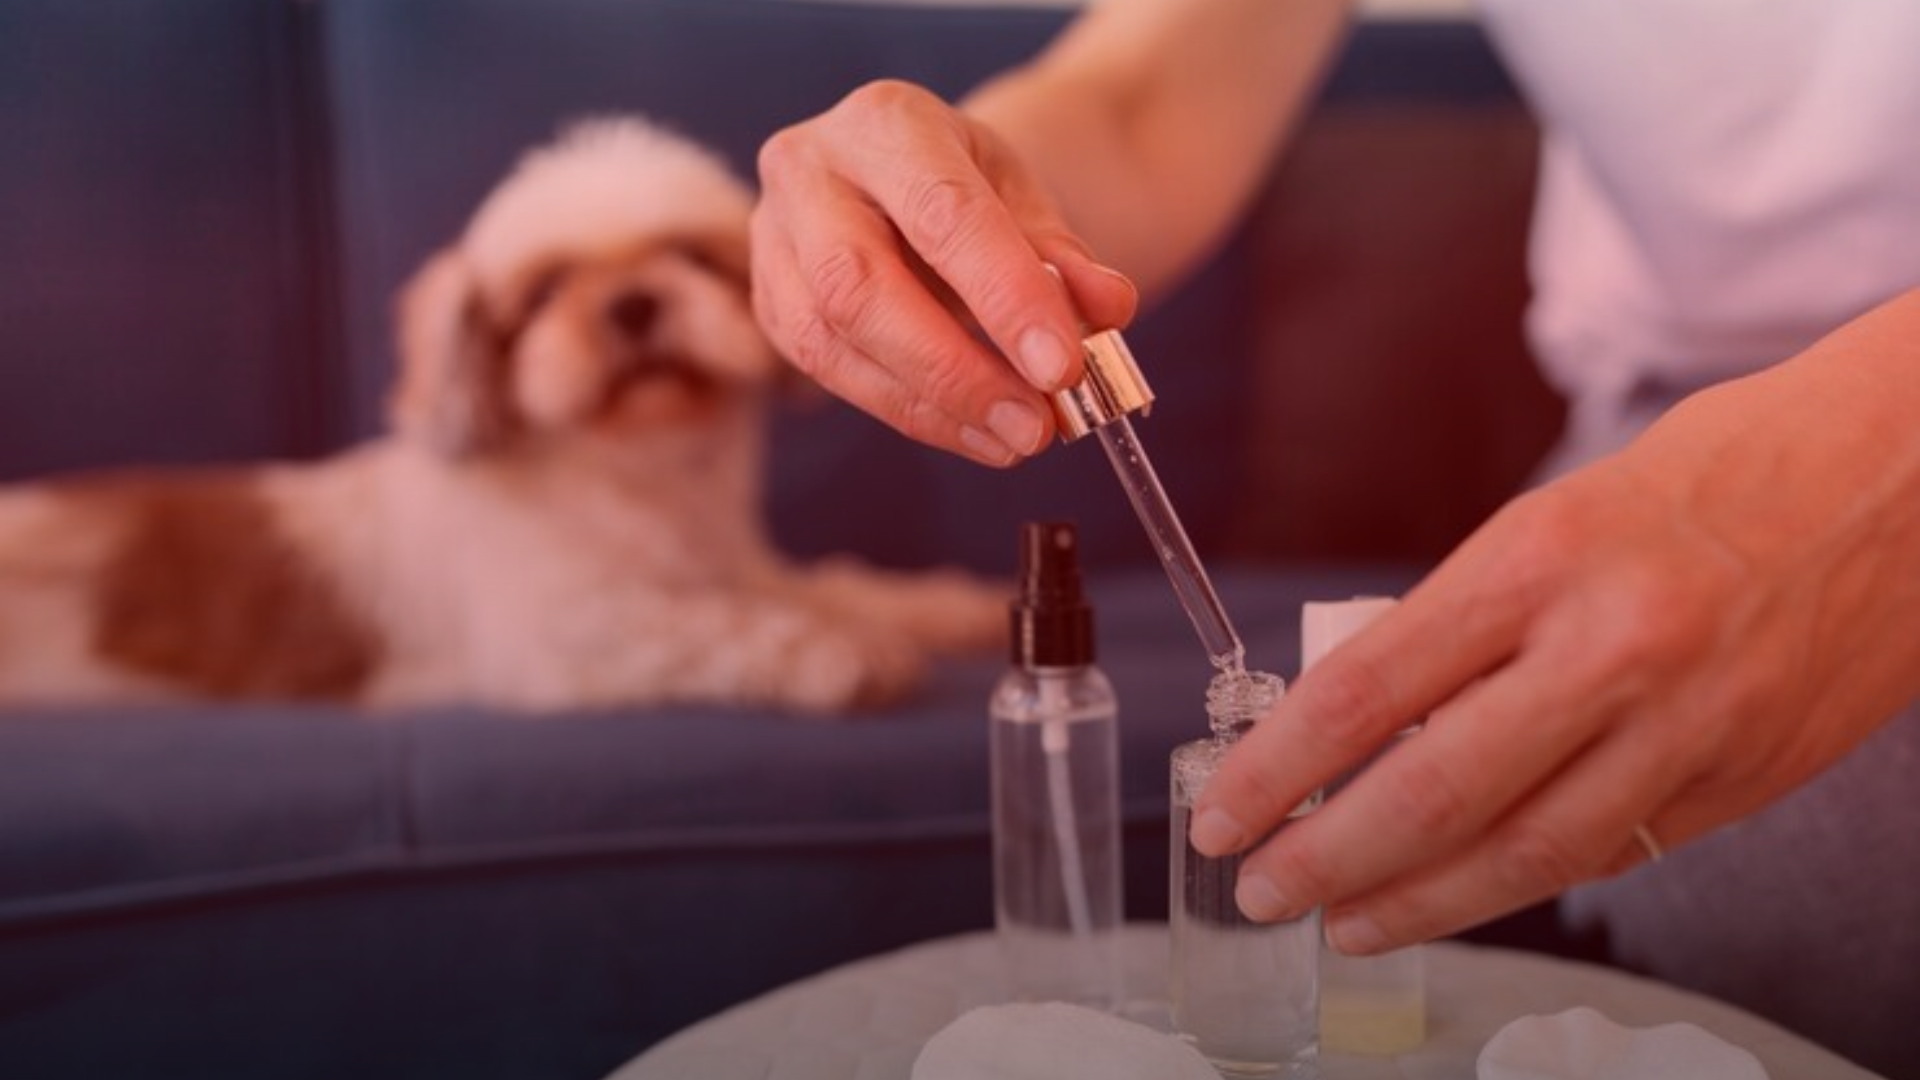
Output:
[1327, 909, 1389, 956]
[1235, 873, 1296, 922]
[1189, 807, 1247, 855]
[985, 400, 1045, 455]
[1016, 327, 1076, 388]
[958, 425, 1015, 466]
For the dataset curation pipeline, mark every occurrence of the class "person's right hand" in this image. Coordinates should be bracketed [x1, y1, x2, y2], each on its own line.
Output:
[751, 79, 1138, 467]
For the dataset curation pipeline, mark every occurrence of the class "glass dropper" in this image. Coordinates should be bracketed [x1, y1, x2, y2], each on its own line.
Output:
[1049, 329, 1247, 676]
[1094, 415, 1245, 675]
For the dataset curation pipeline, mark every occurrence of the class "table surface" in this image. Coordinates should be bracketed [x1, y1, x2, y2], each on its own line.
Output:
[613, 924, 1882, 1080]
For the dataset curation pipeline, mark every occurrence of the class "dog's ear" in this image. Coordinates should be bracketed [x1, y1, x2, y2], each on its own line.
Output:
[675, 229, 819, 398]
[389, 248, 518, 457]
[679, 231, 752, 293]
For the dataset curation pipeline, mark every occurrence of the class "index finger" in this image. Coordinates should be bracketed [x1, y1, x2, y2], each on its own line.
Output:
[1188, 570, 1534, 858]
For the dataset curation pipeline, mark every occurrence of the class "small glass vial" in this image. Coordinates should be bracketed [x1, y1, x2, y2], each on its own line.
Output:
[991, 521, 1123, 1009]
[1171, 668, 1320, 1078]
[1303, 597, 1426, 1057]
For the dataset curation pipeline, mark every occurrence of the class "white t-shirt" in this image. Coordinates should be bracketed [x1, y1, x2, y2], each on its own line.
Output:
[1475, 0, 1920, 470]
[1474, 12, 1920, 1071]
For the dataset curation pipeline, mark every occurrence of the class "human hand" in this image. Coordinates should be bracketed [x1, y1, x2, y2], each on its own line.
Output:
[1186, 332, 1920, 953]
[751, 79, 1138, 466]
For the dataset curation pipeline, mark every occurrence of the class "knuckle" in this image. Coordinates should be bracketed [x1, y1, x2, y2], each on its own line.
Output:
[963, 269, 1035, 339]
[900, 174, 991, 263]
[1378, 753, 1474, 837]
[910, 340, 983, 407]
[1602, 572, 1689, 658]
[808, 246, 885, 336]
[1583, 562, 1718, 680]
[842, 78, 931, 118]
[1487, 488, 1587, 590]
[781, 313, 847, 380]
[754, 125, 804, 184]
[1298, 655, 1398, 756]
[897, 393, 961, 447]
[1489, 821, 1592, 896]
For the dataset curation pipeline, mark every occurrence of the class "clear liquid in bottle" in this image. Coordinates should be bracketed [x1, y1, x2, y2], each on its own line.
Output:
[1169, 670, 1320, 1079]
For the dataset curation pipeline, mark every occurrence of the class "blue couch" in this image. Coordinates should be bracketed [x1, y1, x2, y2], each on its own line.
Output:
[0, 3, 1569, 1078]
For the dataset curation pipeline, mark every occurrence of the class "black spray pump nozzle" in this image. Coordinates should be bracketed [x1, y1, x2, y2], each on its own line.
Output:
[1011, 520, 1096, 668]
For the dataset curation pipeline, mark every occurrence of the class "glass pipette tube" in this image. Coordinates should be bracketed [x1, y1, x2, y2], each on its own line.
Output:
[1094, 415, 1246, 675]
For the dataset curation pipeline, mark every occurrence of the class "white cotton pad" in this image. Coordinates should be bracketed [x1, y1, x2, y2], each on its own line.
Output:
[912, 1002, 1220, 1080]
[1478, 1005, 1770, 1080]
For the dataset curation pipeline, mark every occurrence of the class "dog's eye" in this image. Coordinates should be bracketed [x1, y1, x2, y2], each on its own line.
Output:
[520, 267, 564, 318]
[607, 291, 661, 339]
[682, 240, 749, 288]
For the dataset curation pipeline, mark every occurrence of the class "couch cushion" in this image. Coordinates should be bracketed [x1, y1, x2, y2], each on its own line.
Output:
[0, 709, 404, 921]
[0, 567, 1422, 923]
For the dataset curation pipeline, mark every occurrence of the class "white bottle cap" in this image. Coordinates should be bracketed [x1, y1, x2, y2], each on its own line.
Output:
[1301, 596, 1398, 673]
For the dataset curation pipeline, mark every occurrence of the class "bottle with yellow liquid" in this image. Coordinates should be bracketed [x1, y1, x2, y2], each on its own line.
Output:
[1303, 597, 1427, 1056]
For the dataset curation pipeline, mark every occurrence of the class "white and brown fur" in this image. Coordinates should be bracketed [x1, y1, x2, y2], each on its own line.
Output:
[0, 117, 1006, 714]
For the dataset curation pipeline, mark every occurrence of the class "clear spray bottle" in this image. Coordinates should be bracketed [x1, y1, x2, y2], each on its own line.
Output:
[990, 520, 1123, 1010]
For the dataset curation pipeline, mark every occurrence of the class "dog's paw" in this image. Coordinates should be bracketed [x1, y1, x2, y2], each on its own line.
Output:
[776, 621, 928, 714]
[804, 558, 1010, 657]
[715, 604, 926, 714]
[894, 568, 1010, 655]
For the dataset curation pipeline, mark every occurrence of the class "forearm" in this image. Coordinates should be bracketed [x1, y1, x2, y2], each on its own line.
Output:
[964, 0, 1352, 299]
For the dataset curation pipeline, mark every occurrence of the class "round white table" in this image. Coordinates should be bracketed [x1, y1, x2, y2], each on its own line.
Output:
[612, 924, 1881, 1080]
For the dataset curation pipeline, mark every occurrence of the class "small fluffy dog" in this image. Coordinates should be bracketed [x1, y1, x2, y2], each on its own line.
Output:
[0, 117, 1006, 714]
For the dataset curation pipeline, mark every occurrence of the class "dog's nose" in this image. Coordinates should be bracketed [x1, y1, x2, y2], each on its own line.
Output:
[607, 291, 661, 340]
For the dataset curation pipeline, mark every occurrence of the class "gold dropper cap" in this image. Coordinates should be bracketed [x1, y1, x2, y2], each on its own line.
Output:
[1048, 329, 1155, 441]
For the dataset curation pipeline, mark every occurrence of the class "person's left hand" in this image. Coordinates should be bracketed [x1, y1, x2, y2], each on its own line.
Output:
[1186, 301, 1920, 953]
